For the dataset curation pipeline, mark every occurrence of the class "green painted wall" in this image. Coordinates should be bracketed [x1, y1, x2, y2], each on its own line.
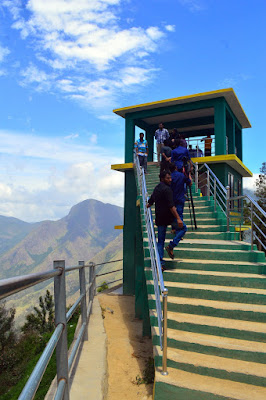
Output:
[123, 170, 137, 295]
[214, 99, 226, 155]
[125, 117, 135, 162]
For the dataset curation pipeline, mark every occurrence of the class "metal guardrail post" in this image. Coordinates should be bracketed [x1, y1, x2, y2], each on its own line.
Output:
[251, 202, 254, 251]
[207, 169, 210, 199]
[161, 289, 168, 376]
[226, 186, 230, 232]
[195, 162, 198, 192]
[79, 261, 88, 340]
[214, 179, 217, 211]
[54, 260, 69, 400]
[89, 262, 94, 306]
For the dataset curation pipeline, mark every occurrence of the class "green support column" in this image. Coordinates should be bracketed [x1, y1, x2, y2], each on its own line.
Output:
[123, 170, 137, 295]
[227, 114, 235, 154]
[214, 99, 226, 155]
[146, 127, 154, 162]
[125, 117, 135, 162]
[135, 199, 144, 319]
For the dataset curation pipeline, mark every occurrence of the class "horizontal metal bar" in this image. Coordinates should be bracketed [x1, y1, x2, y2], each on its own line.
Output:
[66, 294, 84, 322]
[254, 233, 266, 251]
[203, 163, 227, 194]
[68, 323, 86, 371]
[98, 277, 123, 288]
[245, 194, 266, 218]
[18, 323, 64, 400]
[0, 269, 61, 301]
[253, 222, 266, 240]
[54, 379, 66, 400]
[253, 211, 266, 228]
[96, 268, 123, 278]
[93, 259, 123, 267]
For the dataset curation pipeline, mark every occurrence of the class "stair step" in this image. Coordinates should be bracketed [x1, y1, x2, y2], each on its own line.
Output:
[155, 347, 266, 388]
[162, 268, 266, 288]
[143, 238, 253, 250]
[152, 311, 266, 342]
[144, 247, 264, 262]
[148, 294, 266, 322]
[162, 280, 266, 304]
[154, 366, 266, 400]
[162, 258, 266, 274]
[152, 326, 266, 363]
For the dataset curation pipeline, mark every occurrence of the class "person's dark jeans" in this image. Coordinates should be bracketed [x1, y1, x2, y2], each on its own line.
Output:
[170, 202, 187, 249]
[138, 155, 147, 173]
[157, 225, 167, 266]
[160, 160, 170, 172]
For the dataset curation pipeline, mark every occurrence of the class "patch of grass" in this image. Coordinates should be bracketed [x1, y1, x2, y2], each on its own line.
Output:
[135, 357, 154, 386]
[97, 281, 108, 293]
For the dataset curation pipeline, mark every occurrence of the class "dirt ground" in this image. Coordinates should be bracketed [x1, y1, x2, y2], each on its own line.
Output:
[98, 292, 154, 400]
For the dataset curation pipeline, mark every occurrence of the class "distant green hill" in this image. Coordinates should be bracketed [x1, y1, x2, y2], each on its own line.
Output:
[1, 199, 123, 325]
[0, 215, 38, 257]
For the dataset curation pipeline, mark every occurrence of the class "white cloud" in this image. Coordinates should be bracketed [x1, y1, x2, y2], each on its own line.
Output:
[64, 133, 79, 140]
[179, 0, 205, 12]
[165, 25, 176, 32]
[243, 174, 259, 192]
[0, 44, 10, 62]
[0, 129, 124, 221]
[3, 0, 174, 110]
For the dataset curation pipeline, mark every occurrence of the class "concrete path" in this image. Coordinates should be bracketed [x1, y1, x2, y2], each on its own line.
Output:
[69, 297, 108, 400]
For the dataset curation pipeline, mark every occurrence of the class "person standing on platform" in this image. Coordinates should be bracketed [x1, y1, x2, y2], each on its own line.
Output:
[134, 132, 149, 174]
[201, 134, 213, 156]
[147, 170, 184, 270]
[155, 123, 169, 163]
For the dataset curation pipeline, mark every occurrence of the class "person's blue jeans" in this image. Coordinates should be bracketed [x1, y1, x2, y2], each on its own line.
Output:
[169, 202, 187, 249]
[157, 225, 167, 266]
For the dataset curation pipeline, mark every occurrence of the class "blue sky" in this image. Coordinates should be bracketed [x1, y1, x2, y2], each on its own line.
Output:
[0, 0, 265, 221]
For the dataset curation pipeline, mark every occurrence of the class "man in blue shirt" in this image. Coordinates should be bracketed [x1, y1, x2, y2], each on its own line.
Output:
[134, 132, 149, 174]
[171, 138, 192, 171]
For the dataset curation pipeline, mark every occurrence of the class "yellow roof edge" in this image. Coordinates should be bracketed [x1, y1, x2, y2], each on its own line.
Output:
[192, 154, 253, 177]
[111, 162, 134, 172]
[113, 88, 251, 129]
[113, 88, 233, 114]
[229, 88, 251, 128]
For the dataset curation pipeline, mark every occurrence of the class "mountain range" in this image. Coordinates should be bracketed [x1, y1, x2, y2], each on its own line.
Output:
[0, 199, 123, 325]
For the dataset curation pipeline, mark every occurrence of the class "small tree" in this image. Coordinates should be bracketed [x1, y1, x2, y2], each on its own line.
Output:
[22, 290, 55, 334]
[0, 302, 16, 352]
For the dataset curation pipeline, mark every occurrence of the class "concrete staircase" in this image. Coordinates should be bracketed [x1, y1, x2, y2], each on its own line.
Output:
[141, 163, 266, 400]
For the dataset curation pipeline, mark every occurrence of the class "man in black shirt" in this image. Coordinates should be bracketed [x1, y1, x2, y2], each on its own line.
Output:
[147, 170, 186, 269]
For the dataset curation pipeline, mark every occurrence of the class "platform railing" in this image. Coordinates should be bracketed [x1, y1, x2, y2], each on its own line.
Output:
[0, 258, 122, 399]
[134, 152, 168, 376]
[194, 162, 266, 251]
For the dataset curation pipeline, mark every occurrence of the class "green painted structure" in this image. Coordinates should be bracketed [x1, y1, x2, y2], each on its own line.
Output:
[111, 89, 266, 399]
[112, 88, 252, 296]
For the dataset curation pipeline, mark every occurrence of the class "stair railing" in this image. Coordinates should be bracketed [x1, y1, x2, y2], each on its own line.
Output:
[134, 152, 168, 376]
[0, 258, 122, 399]
[194, 162, 266, 251]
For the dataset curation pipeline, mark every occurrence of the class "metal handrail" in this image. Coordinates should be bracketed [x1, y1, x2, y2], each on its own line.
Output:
[0, 257, 121, 399]
[194, 162, 266, 251]
[134, 151, 168, 375]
